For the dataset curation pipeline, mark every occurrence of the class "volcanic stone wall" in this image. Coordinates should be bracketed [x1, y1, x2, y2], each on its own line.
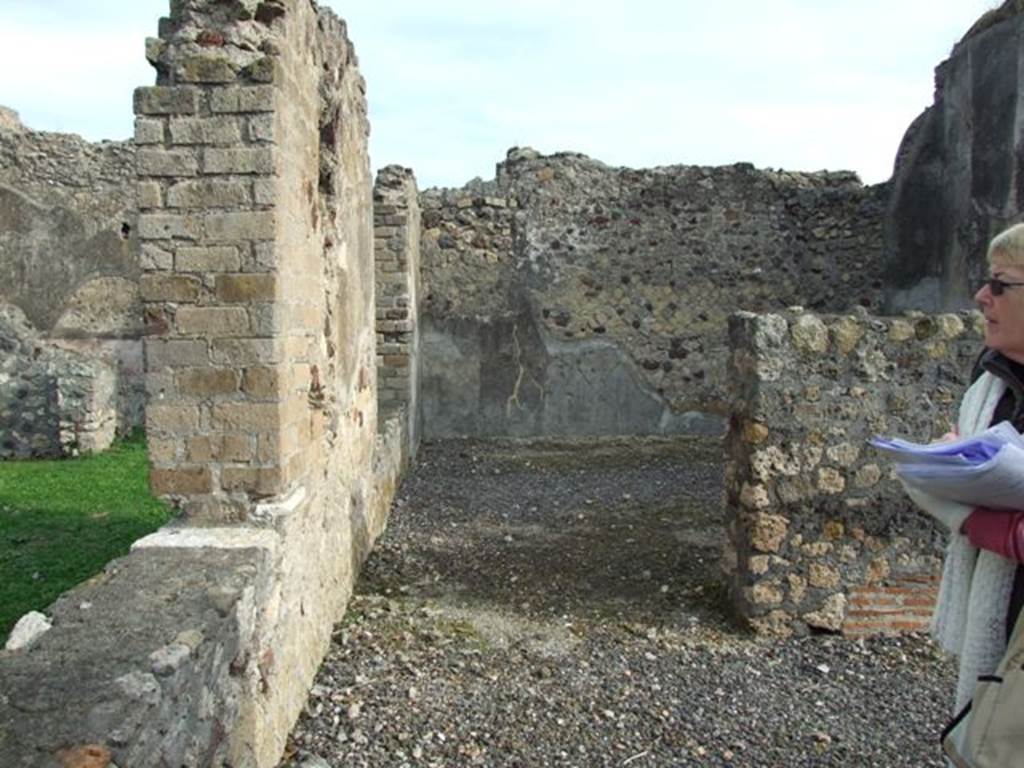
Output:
[725, 308, 983, 636]
[885, 3, 1024, 311]
[0, 3, 404, 767]
[419, 148, 887, 437]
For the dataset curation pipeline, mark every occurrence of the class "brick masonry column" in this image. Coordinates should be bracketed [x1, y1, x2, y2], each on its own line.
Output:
[135, 4, 287, 520]
[374, 165, 421, 453]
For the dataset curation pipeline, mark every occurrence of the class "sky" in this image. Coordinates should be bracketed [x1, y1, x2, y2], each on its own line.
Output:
[0, 0, 999, 188]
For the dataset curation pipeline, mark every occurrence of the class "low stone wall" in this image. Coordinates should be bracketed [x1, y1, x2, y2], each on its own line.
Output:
[725, 308, 983, 636]
[1, 304, 117, 458]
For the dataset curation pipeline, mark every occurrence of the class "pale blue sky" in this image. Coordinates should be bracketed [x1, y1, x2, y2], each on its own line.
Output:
[0, 0, 998, 187]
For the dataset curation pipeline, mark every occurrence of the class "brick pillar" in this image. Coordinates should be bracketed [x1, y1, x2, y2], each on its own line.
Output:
[135, 5, 286, 520]
[724, 309, 980, 636]
[374, 165, 421, 454]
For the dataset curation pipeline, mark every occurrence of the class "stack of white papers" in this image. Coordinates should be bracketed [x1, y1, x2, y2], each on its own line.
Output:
[870, 422, 1024, 509]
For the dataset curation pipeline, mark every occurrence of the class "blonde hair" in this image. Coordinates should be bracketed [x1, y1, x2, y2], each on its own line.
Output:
[988, 222, 1024, 267]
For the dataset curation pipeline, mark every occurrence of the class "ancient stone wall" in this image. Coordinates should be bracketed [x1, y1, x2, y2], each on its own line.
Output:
[725, 308, 983, 636]
[374, 165, 422, 456]
[419, 149, 887, 438]
[0, 3, 404, 766]
[885, 4, 1024, 311]
[0, 304, 117, 458]
[0, 108, 145, 432]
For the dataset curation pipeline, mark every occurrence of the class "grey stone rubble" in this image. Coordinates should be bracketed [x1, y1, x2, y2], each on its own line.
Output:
[282, 439, 956, 767]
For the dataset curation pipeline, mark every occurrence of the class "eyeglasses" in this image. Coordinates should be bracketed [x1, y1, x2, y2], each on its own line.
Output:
[983, 277, 1024, 296]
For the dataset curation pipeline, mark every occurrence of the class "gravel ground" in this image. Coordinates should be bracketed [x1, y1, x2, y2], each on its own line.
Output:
[281, 438, 956, 768]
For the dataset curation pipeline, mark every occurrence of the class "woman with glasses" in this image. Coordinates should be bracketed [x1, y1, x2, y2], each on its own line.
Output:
[905, 222, 1024, 756]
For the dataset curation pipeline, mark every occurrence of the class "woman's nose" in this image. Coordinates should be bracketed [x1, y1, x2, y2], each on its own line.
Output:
[975, 283, 992, 305]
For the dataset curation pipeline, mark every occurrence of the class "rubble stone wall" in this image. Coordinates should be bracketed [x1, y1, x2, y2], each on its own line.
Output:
[0, 109, 145, 432]
[725, 308, 983, 636]
[374, 165, 422, 457]
[0, 304, 118, 458]
[419, 149, 887, 437]
[0, 3, 406, 767]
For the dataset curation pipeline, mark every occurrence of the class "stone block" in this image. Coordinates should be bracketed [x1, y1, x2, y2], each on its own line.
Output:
[803, 593, 847, 632]
[137, 181, 163, 209]
[137, 148, 200, 177]
[146, 339, 209, 369]
[212, 402, 280, 431]
[176, 246, 242, 273]
[184, 434, 255, 463]
[176, 368, 240, 397]
[170, 116, 244, 146]
[140, 244, 174, 272]
[138, 213, 202, 241]
[211, 338, 283, 365]
[134, 86, 201, 115]
[147, 404, 200, 432]
[248, 304, 282, 335]
[791, 314, 829, 353]
[248, 114, 275, 143]
[253, 178, 275, 205]
[808, 563, 840, 589]
[147, 436, 178, 464]
[221, 466, 286, 495]
[250, 242, 278, 271]
[151, 466, 213, 496]
[209, 85, 275, 113]
[215, 274, 276, 302]
[176, 307, 250, 337]
[221, 434, 256, 462]
[242, 366, 282, 398]
[205, 211, 276, 242]
[203, 147, 274, 175]
[139, 274, 202, 303]
[135, 118, 165, 144]
[167, 179, 251, 209]
[748, 512, 788, 553]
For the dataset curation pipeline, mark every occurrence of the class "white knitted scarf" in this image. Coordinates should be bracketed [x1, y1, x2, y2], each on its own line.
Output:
[931, 370, 1019, 710]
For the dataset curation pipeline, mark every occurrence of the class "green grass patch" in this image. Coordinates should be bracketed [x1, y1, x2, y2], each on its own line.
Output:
[0, 431, 173, 641]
